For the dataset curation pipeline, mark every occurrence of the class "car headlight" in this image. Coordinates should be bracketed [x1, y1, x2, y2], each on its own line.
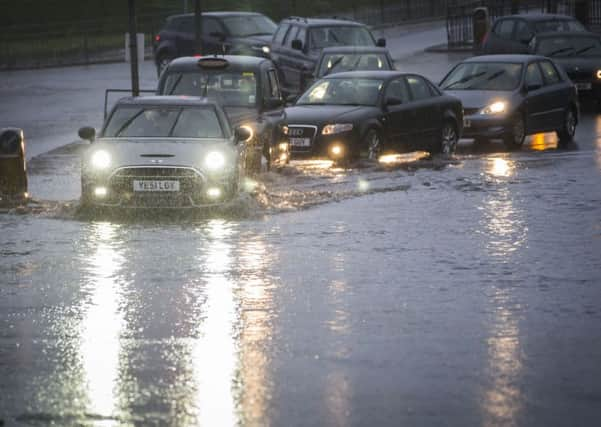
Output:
[480, 101, 507, 115]
[251, 45, 270, 55]
[90, 150, 111, 170]
[322, 123, 354, 135]
[281, 125, 289, 135]
[596, 70, 601, 79]
[204, 151, 226, 171]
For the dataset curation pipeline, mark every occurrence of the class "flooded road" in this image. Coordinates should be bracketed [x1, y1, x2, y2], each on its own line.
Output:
[2, 121, 601, 425]
[2, 22, 601, 425]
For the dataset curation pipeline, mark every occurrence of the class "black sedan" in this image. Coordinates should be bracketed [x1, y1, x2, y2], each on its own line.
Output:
[440, 55, 579, 148]
[282, 71, 463, 163]
[530, 31, 601, 102]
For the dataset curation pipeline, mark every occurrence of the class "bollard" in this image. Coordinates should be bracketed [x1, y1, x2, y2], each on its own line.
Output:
[0, 128, 28, 202]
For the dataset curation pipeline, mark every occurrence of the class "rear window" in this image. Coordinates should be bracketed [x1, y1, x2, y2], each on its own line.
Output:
[535, 19, 586, 32]
[441, 62, 523, 91]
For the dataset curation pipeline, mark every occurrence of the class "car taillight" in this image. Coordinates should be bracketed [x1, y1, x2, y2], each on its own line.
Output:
[155, 35, 160, 42]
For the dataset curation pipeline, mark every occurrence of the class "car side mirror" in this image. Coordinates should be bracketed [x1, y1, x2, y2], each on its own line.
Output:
[385, 96, 403, 106]
[78, 126, 96, 142]
[235, 126, 252, 144]
[376, 38, 386, 47]
[291, 39, 303, 51]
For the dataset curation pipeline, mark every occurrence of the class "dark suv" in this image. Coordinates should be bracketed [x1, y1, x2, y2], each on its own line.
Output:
[152, 11, 277, 76]
[482, 13, 586, 54]
[269, 17, 385, 95]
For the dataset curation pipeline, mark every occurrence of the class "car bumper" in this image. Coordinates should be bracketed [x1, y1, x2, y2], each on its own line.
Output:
[572, 80, 601, 100]
[461, 114, 510, 139]
[82, 166, 237, 209]
[287, 129, 360, 159]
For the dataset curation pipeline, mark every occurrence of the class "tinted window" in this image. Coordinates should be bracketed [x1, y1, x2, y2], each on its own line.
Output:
[221, 15, 277, 37]
[203, 17, 222, 35]
[297, 78, 384, 106]
[274, 23, 290, 45]
[385, 78, 410, 103]
[494, 20, 515, 38]
[308, 26, 375, 49]
[440, 62, 523, 91]
[525, 63, 544, 87]
[407, 76, 432, 101]
[539, 61, 561, 84]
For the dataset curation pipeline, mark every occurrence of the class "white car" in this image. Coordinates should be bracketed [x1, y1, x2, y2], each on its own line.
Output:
[78, 96, 250, 209]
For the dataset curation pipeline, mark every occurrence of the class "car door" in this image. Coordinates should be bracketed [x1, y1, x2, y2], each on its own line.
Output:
[273, 25, 300, 93]
[523, 61, 550, 133]
[381, 77, 413, 150]
[538, 60, 571, 130]
[405, 75, 442, 151]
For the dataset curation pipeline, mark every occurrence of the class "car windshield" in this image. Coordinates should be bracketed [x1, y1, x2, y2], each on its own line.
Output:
[440, 62, 523, 91]
[222, 15, 277, 37]
[318, 53, 391, 77]
[309, 26, 375, 49]
[297, 78, 383, 106]
[103, 106, 224, 138]
[162, 72, 258, 107]
[534, 19, 586, 32]
[536, 35, 601, 57]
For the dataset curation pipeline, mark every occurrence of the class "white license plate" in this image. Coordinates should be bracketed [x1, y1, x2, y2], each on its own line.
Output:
[577, 82, 592, 91]
[290, 137, 311, 147]
[463, 118, 471, 128]
[133, 180, 180, 192]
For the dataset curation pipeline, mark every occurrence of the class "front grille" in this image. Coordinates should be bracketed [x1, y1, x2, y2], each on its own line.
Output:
[287, 125, 317, 152]
[463, 108, 480, 116]
[114, 167, 198, 178]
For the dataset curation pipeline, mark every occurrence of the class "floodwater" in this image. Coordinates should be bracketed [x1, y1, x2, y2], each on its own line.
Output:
[1, 116, 601, 425]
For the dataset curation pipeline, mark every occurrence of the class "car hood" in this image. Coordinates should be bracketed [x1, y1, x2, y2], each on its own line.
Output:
[444, 90, 515, 110]
[284, 105, 373, 125]
[551, 57, 601, 75]
[85, 139, 238, 173]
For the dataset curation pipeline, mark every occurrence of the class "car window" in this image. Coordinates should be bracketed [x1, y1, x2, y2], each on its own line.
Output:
[539, 61, 561, 84]
[440, 62, 523, 91]
[203, 17, 222, 36]
[172, 108, 224, 138]
[535, 19, 586, 33]
[525, 62, 544, 87]
[296, 27, 307, 47]
[221, 15, 277, 37]
[273, 23, 290, 45]
[178, 17, 194, 34]
[284, 26, 299, 48]
[308, 26, 375, 49]
[536, 35, 601, 57]
[385, 78, 410, 103]
[494, 19, 515, 39]
[565, 19, 587, 31]
[297, 78, 383, 106]
[267, 70, 281, 99]
[406, 76, 432, 101]
[318, 53, 391, 77]
[514, 20, 532, 41]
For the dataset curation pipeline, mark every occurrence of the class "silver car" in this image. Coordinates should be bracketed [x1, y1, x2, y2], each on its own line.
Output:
[78, 96, 250, 209]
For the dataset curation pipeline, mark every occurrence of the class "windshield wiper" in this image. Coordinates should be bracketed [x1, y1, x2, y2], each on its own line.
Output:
[114, 109, 145, 137]
[168, 74, 184, 95]
[546, 46, 575, 57]
[324, 56, 344, 76]
[442, 71, 486, 90]
[347, 56, 363, 72]
[573, 44, 596, 55]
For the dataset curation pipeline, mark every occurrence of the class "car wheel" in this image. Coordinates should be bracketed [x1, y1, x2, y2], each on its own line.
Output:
[439, 121, 458, 155]
[365, 129, 383, 161]
[156, 55, 172, 77]
[557, 108, 576, 146]
[503, 113, 525, 150]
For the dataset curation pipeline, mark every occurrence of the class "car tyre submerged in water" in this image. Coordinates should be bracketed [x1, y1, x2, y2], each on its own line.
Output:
[439, 121, 458, 155]
[503, 113, 526, 150]
[557, 108, 577, 146]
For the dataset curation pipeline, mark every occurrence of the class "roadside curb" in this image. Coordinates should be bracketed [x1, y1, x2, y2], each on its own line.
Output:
[425, 43, 476, 53]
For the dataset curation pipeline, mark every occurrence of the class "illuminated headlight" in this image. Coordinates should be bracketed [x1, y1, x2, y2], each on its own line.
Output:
[278, 142, 289, 151]
[480, 101, 506, 115]
[251, 45, 270, 55]
[206, 187, 222, 199]
[322, 123, 354, 135]
[204, 151, 226, 171]
[330, 143, 344, 157]
[596, 70, 601, 79]
[281, 125, 289, 135]
[94, 187, 107, 198]
[90, 150, 111, 169]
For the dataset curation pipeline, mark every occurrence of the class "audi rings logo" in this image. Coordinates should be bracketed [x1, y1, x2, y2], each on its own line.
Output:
[288, 128, 304, 137]
[150, 159, 164, 164]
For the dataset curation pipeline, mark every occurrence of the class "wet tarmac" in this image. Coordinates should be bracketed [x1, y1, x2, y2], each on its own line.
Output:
[2, 23, 601, 427]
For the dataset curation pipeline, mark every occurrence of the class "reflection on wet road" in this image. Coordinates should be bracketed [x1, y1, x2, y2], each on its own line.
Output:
[1, 113, 601, 425]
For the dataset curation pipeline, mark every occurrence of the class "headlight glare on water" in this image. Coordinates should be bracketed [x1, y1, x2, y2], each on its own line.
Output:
[204, 151, 226, 171]
[91, 150, 111, 170]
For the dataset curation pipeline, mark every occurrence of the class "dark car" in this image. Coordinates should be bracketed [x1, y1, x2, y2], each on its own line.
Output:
[440, 55, 579, 148]
[482, 14, 586, 54]
[157, 55, 288, 171]
[152, 12, 277, 75]
[77, 96, 251, 209]
[270, 17, 386, 96]
[281, 71, 463, 163]
[299, 46, 395, 91]
[530, 31, 601, 101]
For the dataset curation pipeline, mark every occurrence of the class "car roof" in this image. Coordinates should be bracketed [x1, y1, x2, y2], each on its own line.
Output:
[115, 95, 221, 108]
[535, 31, 600, 39]
[322, 70, 405, 79]
[463, 54, 547, 63]
[281, 17, 366, 27]
[496, 13, 580, 22]
[166, 55, 270, 72]
[168, 11, 267, 19]
[320, 46, 390, 54]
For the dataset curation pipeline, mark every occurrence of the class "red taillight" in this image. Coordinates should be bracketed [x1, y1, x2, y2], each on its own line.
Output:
[155, 35, 160, 42]
[193, 54, 202, 58]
